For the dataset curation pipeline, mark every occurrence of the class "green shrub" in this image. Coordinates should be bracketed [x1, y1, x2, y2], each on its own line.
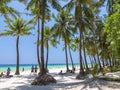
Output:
[111, 65, 120, 72]
[101, 67, 111, 75]
[91, 64, 99, 78]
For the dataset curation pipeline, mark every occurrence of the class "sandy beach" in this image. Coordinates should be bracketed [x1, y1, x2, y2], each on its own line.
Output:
[0, 68, 120, 90]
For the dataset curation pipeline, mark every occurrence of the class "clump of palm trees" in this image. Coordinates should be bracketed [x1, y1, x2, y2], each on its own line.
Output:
[0, 0, 120, 85]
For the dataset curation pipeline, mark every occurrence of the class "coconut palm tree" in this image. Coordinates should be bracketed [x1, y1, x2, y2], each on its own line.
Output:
[52, 9, 75, 72]
[64, 0, 95, 78]
[31, 0, 61, 85]
[0, 16, 33, 75]
[44, 26, 59, 71]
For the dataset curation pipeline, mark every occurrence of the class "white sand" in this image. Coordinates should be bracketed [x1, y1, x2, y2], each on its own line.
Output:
[0, 68, 120, 90]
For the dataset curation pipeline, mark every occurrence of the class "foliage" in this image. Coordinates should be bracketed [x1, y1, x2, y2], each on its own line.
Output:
[104, 10, 120, 60]
[91, 64, 99, 78]
[0, 16, 33, 37]
[101, 66, 111, 75]
[111, 65, 120, 72]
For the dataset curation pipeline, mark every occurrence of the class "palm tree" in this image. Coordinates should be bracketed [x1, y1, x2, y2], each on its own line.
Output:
[20, 0, 51, 71]
[0, 16, 32, 75]
[44, 26, 58, 71]
[64, 0, 95, 78]
[52, 9, 75, 72]
[31, 0, 61, 85]
[40, 0, 61, 74]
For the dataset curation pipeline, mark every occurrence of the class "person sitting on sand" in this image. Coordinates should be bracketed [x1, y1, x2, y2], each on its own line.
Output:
[0, 72, 4, 77]
[4, 67, 13, 78]
[59, 70, 63, 75]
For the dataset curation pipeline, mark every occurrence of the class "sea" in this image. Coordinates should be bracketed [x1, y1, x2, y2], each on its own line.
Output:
[0, 64, 80, 73]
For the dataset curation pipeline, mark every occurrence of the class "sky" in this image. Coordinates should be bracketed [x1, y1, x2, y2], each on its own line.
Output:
[0, 1, 107, 64]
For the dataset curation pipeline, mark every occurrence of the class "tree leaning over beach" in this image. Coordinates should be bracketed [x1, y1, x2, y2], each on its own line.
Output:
[0, 16, 33, 75]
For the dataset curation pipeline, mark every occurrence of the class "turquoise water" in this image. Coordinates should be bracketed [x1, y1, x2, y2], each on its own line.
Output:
[0, 64, 80, 73]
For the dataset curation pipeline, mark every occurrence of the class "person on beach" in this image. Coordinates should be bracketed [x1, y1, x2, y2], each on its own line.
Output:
[31, 65, 34, 73]
[3, 67, 13, 78]
[35, 66, 38, 73]
[0, 72, 4, 77]
[6, 67, 11, 76]
[22, 68, 24, 72]
[59, 70, 63, 75]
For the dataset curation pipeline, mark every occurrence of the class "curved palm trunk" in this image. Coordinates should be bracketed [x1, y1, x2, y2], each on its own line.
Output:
[102, 59, 105, 68]
[68, 46, 74, 70]
[15, 36, 20, 75]
[97, 52, 102, 69]
[93, 55, 97, 64]
[108, 55, 112, 67]
[65, 40, 69, 72]
[82, 34, 89, 73]
[40, 0, 45, 74]
[37, 19, 41, 71]
[83, 46, 89, 73]
[45, 42, 49, 70]
[89, 56, 93, 68]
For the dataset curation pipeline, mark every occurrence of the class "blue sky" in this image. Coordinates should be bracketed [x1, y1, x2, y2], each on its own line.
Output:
[0, 1, 107, 64]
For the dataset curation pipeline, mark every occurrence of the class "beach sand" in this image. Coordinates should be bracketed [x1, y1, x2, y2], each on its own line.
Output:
[0, 68, 120, 90]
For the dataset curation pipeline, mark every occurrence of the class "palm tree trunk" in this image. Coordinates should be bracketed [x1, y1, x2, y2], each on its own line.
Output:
[37, 18, 41, 71]
[77, 0, 85, 77]
[97, 52, 102, 69]
[68, 46, 74, 70]
[82, 34, 89, 73]
[108, 55, 112, 67]
[93, 55, 97, 64]
[102, 59, 105, 67]
[40, 0, 45, 74]
[15, 36, 20, 75]
[65, 40, 69, 72]
[46, 42, 49, 70]
[89, 56, 93, 68]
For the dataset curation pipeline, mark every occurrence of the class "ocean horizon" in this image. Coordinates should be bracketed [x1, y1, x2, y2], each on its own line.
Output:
[0, 63, 82, 72]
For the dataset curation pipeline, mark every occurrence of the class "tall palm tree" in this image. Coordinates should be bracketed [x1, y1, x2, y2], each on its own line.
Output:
[52, 9, 75, 72]
[64, 0, 95, 78]
[20, 0, 51, 71]
[0, 16, 32, 75]
[44, 26, 58, 71]
[31, 0, 61, 85]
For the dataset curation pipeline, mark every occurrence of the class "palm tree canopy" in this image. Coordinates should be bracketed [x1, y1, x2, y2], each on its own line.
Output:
[0, 16, 33, 37]
[52, 9, 75, 43]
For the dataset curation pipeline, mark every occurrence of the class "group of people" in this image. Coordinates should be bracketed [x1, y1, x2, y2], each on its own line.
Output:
[59, 67, 76, 75]
[31, 65, 38, 73]
[0, 65, 38, 77]
[0, 67, 13, 78]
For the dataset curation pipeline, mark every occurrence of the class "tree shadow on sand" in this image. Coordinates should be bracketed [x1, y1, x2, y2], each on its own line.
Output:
[1, 73, 120, 90]
[81, 78, 120, 90]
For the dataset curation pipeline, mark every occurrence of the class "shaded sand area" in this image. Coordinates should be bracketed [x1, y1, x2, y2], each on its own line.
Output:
[0, 68, 120, 90]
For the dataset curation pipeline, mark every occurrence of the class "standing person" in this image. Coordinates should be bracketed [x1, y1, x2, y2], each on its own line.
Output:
[22, 67, 24, 72]
[31, 65, 34, 73]
[35, 66, 38, 73]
